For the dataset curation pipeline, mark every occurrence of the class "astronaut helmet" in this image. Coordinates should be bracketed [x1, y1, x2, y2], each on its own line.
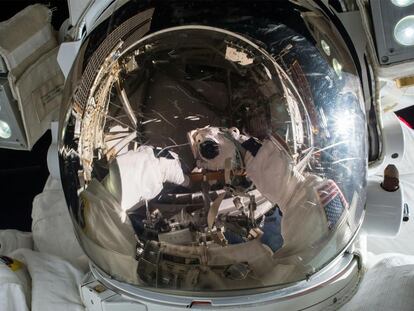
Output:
[59, 0, 368, 294]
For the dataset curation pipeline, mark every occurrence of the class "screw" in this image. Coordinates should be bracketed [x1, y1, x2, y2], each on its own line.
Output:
[381, 164, 399, 192]
[403, 203, 409, 222]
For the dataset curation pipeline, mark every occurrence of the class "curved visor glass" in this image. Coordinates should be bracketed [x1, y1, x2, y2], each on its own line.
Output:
[60, 1, 367, 292]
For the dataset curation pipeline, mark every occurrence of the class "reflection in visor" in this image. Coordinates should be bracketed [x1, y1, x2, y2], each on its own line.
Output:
[60, 20, 366, 292]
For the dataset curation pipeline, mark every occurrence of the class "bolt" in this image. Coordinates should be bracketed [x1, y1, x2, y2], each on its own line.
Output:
[381, 164, 399, 192]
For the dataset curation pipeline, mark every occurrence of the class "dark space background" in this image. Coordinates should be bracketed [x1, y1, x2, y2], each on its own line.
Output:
[0, 1, 412, 231]
[397, 105, 414, 127]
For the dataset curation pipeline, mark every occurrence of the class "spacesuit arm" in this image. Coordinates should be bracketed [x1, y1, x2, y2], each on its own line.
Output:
[244, 138, 305, 213]
[245, 137, 349, 258]
[244, 137, 347, 217]
[103, 146, 189, 213]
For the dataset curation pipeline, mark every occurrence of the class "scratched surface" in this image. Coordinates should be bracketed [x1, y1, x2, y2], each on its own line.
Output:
[59, 1, 368, 292]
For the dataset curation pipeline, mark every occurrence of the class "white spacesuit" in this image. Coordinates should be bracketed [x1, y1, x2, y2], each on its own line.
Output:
[103, 145, 190, 214]
[1, 0, 414, 309]
[191, 126, 352, 276]
[78, 146, 189, 283]
[79, 124, 353, 283]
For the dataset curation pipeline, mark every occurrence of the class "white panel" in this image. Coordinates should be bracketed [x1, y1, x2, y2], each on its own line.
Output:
[57, 40, 82, 79]
[363, 176, 404, 237]
[68, 0, 92, 27]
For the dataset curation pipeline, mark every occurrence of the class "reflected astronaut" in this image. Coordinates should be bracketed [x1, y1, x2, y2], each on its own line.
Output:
[79, 123, 350, 288]
[189, 126, 349, 264]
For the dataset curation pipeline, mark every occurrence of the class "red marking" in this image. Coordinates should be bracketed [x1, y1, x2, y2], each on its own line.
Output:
[399, 116, 413, 129]
[317, 180, 349, 209]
